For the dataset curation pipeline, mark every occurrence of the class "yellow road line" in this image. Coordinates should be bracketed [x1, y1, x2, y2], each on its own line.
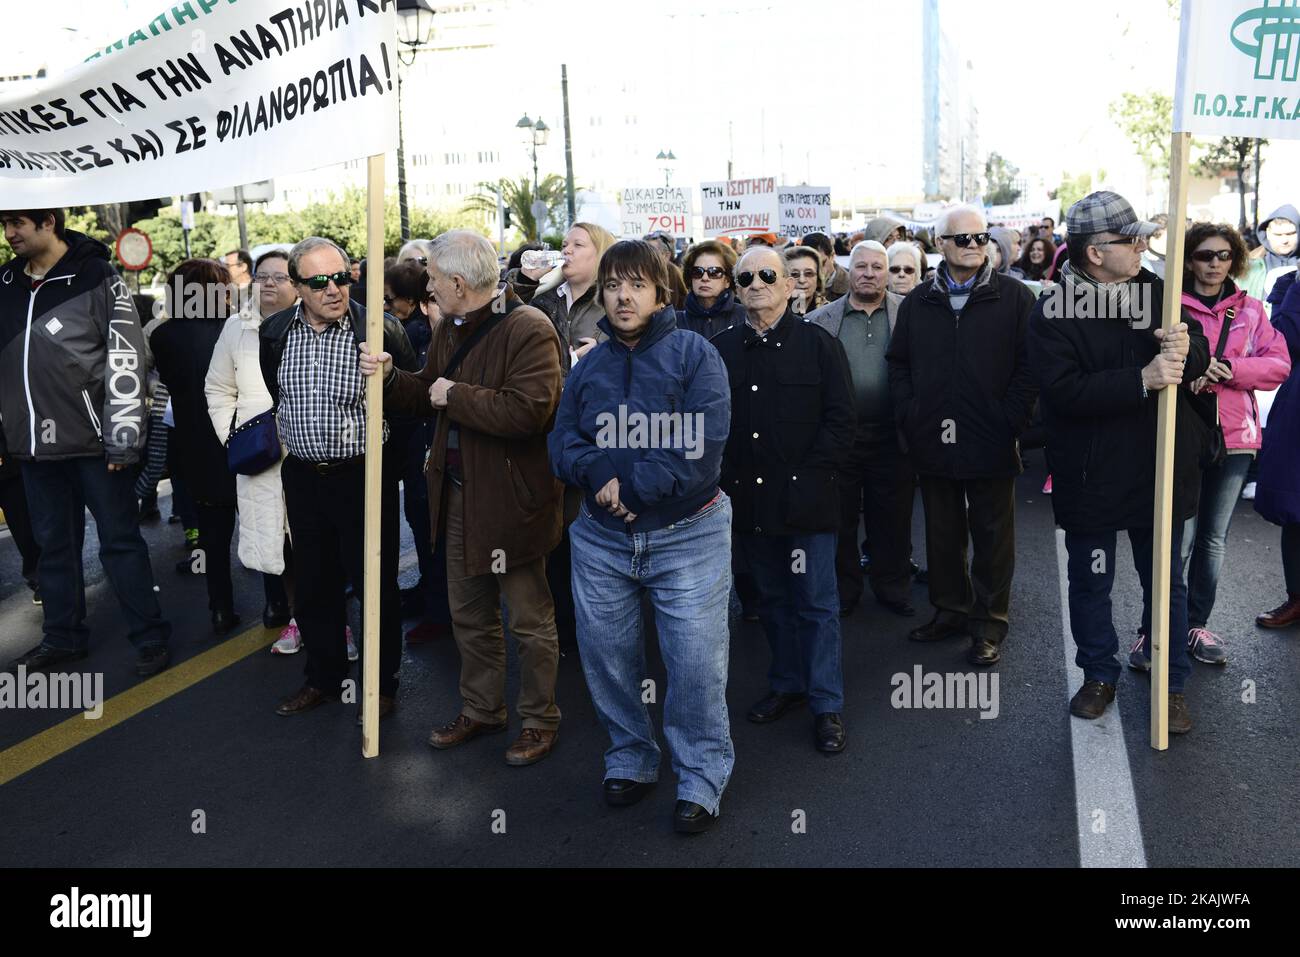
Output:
[0, 625, 278, 788]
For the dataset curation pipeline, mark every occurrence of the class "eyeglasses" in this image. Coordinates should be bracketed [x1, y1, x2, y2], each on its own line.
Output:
[1093, 236, 1142, 247]
[940, 233, 990, 248]
[254, 272, 290, 285]
[889, 265, 917, 275]
[689, 265, 727, 280]
[789, 269, 819, 281]
[1191, 249, 1233, 263]
[736, 268, 780, 288]
[298, 272, 354, 290]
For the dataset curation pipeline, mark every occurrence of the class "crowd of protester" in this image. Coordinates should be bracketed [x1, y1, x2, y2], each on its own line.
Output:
[1, 192, 1297, 834]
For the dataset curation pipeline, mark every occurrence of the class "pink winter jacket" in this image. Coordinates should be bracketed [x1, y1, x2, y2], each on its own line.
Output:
[1182, 285, 1292, 450]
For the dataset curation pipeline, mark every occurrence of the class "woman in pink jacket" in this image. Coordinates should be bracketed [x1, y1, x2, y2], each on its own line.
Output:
[1178, 223, 1291, 664]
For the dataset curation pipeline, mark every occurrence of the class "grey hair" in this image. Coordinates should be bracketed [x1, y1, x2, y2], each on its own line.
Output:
[397, 239, 435, 263]
[287, 236, 350, 281]
[736, 245, 789, 280]
[850, 240, 889, 265]
[428, 230, 500, 292]
[935, 203, 988, 238]
[887, 241, 922, 269]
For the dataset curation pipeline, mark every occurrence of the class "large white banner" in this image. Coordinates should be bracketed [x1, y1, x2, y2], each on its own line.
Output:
[1174, 0, 1300, 140]
[0, 0, 399, 205]
[777, 186, 831, 239]
[701, 178, 779, 238]
[619, 186, 692, 239]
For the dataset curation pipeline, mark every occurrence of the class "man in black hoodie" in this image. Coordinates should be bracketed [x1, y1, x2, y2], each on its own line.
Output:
[0, 208, 171, 677]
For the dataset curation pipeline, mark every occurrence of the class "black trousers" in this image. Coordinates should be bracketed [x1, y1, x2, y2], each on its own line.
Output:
[917, 475, 1016, 643]
[281, 455, 403, 697]
[0, 473, 41, 582]
[836, 428, 915, 606]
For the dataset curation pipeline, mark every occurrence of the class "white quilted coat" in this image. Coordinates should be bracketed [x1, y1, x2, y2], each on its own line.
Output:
[204, 306, 288, 576]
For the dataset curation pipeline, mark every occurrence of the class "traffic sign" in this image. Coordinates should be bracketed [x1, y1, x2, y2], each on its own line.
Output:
[115, 228, 153, 272]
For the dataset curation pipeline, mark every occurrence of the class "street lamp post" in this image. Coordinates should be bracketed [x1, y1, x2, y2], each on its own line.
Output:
[516, 114, 550, 238]
[656, 149, 677, 187]
[395, 0, 437, 242]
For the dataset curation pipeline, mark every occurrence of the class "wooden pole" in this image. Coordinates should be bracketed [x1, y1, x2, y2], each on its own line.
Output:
[361, 153, 386, 758]
[1150, 131, 1192, 751]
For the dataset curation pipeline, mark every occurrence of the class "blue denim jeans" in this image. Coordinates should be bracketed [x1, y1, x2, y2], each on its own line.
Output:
[740, 531, 844, 714]
[570, 494, 734, 814]
[1065, 525, 1190, 692]
[22, 458, 171, 652]
[1181, 454, 1252, 630]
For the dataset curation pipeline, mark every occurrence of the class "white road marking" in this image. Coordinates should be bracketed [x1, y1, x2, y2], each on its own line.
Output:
[1055, 528, 1147, 868]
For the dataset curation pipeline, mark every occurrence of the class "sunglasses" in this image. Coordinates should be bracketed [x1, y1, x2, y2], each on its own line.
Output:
[889, 265, 917, 275]
[1093, 236, 1142, 247]
[736, 268, 780, 288]
[298, 271, 354, 290]
[940, 233, 990, 248]
[1191, 249, 1233, 263]
[689, 265, 727, 280]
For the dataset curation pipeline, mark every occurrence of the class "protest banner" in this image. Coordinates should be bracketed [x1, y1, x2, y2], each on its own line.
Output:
[983, 202, 1061, 232]
[700, 177, 779, 238]
[1150, 0, 1300, 749]
[0, 0, 399, 205]
[777, 186, 831, 239]
[619, 186, 692, 239]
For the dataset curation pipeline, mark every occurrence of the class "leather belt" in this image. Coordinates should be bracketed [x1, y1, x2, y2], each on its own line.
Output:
[297, 455, 363, 475]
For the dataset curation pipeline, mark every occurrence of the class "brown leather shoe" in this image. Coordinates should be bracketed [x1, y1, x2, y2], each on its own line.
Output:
[355, 695, 397, 726]
[1168, 693, 1193, 735]
[1257, 594, 1300, 629]
[505, 727, 558, 766]
[276, 684, 337, 716]
[427, 713, 507, 749]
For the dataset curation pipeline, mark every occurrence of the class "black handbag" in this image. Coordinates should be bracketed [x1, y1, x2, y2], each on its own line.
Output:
[226, 408, 282, 475]
[1189, 307, 1234, 469]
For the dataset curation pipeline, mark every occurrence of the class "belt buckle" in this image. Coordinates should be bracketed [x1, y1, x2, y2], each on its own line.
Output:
[313, 460, 333, 475]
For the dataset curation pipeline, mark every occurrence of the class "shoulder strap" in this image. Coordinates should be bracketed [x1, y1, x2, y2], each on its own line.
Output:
[1214, 307, 1235, 360]
[441, 294, 517, 380]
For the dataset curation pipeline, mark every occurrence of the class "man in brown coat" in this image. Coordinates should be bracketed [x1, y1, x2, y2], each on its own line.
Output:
[361, 230, 565, 766]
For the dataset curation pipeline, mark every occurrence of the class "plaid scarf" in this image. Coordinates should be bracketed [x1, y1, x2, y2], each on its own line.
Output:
[1057, 260, 1144, 324]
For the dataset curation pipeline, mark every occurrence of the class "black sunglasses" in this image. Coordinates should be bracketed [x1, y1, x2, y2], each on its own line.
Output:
[889, 265, 917, 275]
[1190, 249, 1232, 263]
[689, 265, 728, 280]
[1093, 236, 1142, 247]
[940, 233, 990, 248]
[299, 271, 354, 290]
[736, 268, 780, 288]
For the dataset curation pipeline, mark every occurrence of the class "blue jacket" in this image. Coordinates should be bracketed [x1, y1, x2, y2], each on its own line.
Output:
[1256, 271, 1300, 527]
[549, 306, 731, 533]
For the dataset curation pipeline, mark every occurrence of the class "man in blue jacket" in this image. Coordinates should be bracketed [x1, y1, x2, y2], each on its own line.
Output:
[549, 240, 733, 835]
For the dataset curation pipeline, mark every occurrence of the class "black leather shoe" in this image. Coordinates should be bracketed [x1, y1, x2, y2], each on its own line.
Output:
[262, 601, 291, 629]
[135, 645, 171, 677]
[673, 800, 716, 834]
[747, 690, 808, 723]
[212, 608, 241, 635]
[878, 596, 916, 617]
[1069, 680, 1115, 719]
[604, 778, 657, 807]
[8, 644, 88, 673]
[909, 616, 967, 642]
[815, 713, 846, 753]
[968, 637, 1001, 666]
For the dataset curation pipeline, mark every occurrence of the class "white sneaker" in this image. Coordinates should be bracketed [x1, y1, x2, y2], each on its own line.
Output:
[271, 620, 302, 655]
[1241, 482, 1257, 501]
[346, 626, 358, 662]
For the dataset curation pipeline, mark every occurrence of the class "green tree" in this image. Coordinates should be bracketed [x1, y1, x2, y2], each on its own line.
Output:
[1109, 91, 1174, 178]
[464, 175, 571, 242]
[984, 152, 1022, 206]
[1194, 137, 1267, 232]
[1051, 171, 1095, 219]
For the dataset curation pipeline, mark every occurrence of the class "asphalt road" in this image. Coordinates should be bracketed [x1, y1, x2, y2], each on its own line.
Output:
[0, 457, 1296, 868]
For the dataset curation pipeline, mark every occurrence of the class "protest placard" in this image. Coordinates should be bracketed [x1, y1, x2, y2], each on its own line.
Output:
[700, 177, 779, 237]
[619, 186, 692, 238]
[0, 0, 399, 205]
[777, 186, 831, 239]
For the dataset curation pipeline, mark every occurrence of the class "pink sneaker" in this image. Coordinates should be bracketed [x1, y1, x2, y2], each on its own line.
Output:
[346, 626, 358, 662]
[1188, 627, 1228, 665]
[1041, 474, 1053, 495]
[271, 619, 302, 655]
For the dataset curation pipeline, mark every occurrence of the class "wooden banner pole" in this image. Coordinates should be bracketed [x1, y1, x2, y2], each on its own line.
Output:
[1150, 130, 1192, 751]
[361, 153, 385, 758]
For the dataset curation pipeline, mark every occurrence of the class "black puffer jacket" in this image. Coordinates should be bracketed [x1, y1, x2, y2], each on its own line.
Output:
[887, 261, 1038, 479]
[1027, 267, 1211, 533]
[677, 290, 748, 340]
[711, 309, 856, 536]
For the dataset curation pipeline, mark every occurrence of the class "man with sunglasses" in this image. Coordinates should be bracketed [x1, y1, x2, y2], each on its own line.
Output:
[809, 241, 913, 618]
[1028, 191, 1210, 732]
[258, 236, 418, 718]
[887, 205, 1038, 668]
[712, 247, 856, 754]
